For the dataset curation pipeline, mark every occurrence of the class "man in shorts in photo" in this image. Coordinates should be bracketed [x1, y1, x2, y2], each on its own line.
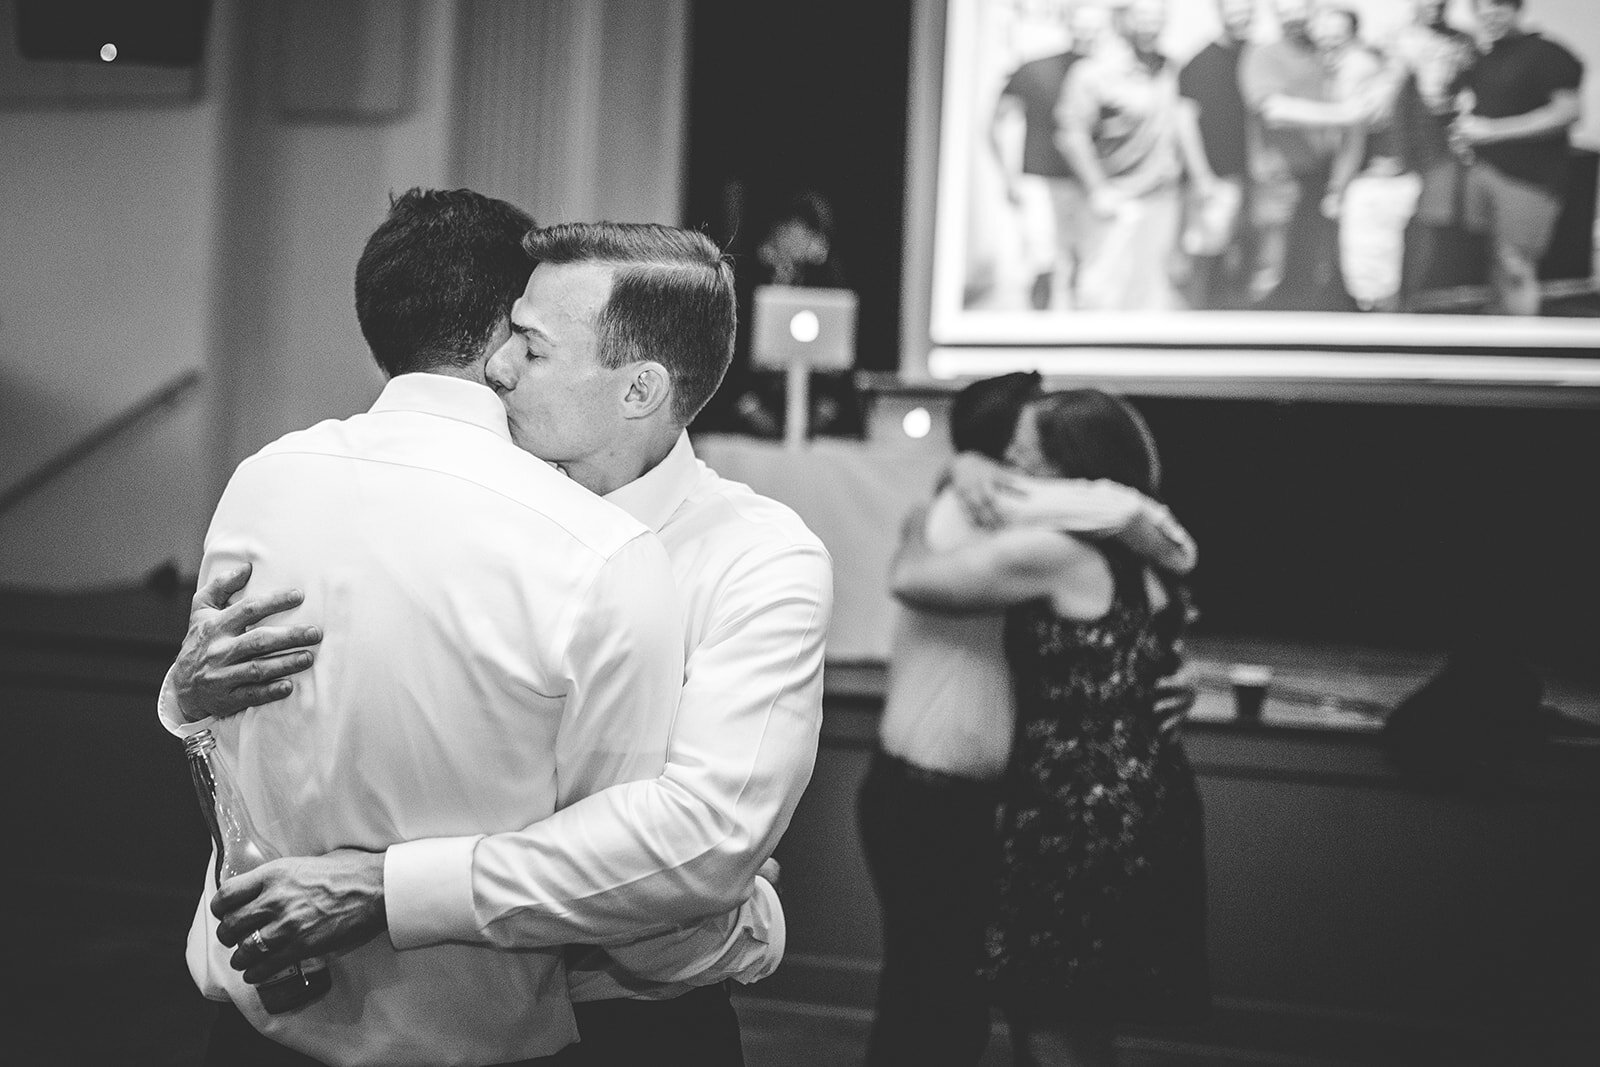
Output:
[1418, 0, 1584, 316]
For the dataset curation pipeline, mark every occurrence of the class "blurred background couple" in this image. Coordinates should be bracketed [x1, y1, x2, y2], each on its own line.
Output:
[860, 372, 1207, 1066]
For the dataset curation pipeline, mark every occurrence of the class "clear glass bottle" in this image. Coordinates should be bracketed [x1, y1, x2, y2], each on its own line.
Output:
[185, 729, 331, 1014]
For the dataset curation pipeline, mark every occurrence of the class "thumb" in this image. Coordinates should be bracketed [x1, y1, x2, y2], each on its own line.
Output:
[195, 561, 253, 612]
[212, 865, 268, 920]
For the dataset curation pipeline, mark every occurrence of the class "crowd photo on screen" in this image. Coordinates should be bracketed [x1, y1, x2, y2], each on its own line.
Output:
[965, 0, 1590, 319]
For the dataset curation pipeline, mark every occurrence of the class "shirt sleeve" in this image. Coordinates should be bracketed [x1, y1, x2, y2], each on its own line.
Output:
[156, 664, 216, 739]
[1000, 62, 1028, 102]
[1177, 51, 1203, 103]
[156, 497, 251, 740]
[1543, 40, 1584, 94]
[569, 876, 786, 997]
[385, 531, 685, 949]
[388, 538, 833, 955]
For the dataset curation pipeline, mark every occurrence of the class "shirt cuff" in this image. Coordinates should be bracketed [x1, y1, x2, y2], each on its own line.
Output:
[384, 835, 484, 950]
[741, 875, 786, 985]
[156, 668, 215, 739]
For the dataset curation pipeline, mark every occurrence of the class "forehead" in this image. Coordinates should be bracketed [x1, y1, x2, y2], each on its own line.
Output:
[513, 261, 615, 332]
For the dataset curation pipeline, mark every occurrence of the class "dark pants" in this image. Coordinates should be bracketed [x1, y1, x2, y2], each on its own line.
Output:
[1256, 168, 1358, 313]
[205, 1000, 565, 1067]
[857, 749, 1001, 1067]
[552, 981, 744, 1067]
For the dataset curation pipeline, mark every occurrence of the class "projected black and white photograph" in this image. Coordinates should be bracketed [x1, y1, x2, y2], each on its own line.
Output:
[926, 0, 1600, 372]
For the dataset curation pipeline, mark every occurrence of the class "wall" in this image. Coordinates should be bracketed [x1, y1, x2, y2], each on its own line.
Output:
[0, 3, 232, 588]
[0, 0, 691, 591]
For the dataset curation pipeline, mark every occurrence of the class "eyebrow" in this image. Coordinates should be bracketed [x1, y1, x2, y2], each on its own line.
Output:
[510, 319, 555, 344]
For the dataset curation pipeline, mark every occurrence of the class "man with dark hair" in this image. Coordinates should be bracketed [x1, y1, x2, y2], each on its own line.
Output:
[170, 219, 833, 1065]
[857, 372, 1196, 1065]
[1425, 0, 1584, 315]
[158, 190, 748, 1066]
[353, 188, 540, 376]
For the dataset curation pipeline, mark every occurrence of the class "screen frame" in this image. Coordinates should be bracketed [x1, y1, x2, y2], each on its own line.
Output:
[897, 0, 1600, 407]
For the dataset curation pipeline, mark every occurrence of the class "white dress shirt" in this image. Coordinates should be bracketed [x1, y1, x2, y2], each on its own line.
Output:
[383, 431, 834, 1002]
[165, 374, 685, 1067]
[880, 479, 1193, 780]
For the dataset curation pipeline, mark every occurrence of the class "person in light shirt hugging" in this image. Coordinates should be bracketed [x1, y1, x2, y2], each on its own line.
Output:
[857, 371, 1197, 1067]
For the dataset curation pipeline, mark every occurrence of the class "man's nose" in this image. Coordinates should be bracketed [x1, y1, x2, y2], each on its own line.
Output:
[484, 345, 516, 393]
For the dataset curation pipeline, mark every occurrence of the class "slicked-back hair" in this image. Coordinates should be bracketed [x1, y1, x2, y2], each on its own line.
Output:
[355, 188, 536, 377]
[1033, 389, 1163, 499]
[521, 222, 737, 423]
[950, 371, 1044, 461]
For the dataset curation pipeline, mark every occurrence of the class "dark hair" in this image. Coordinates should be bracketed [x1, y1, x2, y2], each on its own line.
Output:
[949, 372, 1044, 460]
[354, 188, 536, 377]
[522, 222, 737, 422]
[1031, 389, 1162, 498]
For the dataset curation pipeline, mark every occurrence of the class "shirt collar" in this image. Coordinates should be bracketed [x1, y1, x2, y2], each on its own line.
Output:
[605, 432, 699, 532]
[369, 372, 513, 443]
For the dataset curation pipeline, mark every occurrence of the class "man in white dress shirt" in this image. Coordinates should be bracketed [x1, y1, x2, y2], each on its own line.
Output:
[167, 221, 833, 1064]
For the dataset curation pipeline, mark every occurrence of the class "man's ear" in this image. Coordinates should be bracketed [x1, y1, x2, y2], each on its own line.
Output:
[621, 361, 672, 420]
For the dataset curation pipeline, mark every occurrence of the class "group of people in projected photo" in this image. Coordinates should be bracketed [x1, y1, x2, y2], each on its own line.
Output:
[981, 0, 1585, 316]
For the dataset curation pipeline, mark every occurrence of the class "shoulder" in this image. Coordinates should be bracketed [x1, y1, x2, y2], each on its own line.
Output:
[686, 466, 831, 568]
[1531, 34, 1583, 70]
[239, 413, 650, 563]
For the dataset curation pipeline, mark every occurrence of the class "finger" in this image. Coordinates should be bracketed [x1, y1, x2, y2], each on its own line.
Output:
[225, 679, 299, 711]
[218, 651, 316, 688]
[212, 870, 269, 927]
[243, 953, 304, 985]
[193, 563, 252, 613]
[217, 589, 307, 635]
[223, 626, 323, 666]
[233, 928, 296, 979]
[215, 590, 307, 637]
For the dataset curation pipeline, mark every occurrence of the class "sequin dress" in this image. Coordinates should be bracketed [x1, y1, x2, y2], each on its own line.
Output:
[983, 546, 1209, 1025]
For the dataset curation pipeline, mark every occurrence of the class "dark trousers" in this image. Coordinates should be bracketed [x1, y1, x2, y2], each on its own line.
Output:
[857, 749, 1001, 1067]
[552, 981, 744, 1067]
[205, 1000, 566, 1067]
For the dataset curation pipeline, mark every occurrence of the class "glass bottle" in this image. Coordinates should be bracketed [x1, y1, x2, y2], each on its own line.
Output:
[185, 729, 331, 1014]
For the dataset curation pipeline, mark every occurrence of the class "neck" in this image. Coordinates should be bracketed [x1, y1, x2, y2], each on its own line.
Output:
[417, 362, 486, 386]
[563, 425, 680, 497]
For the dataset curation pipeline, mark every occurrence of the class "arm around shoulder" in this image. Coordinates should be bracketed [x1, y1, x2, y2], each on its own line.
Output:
[893, 521, 1090, 613]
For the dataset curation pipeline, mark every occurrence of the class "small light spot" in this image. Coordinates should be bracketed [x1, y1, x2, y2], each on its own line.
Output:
[100, 43, 118, 62]
[788, 309, 820, 343]
[902, 407, 932, 439]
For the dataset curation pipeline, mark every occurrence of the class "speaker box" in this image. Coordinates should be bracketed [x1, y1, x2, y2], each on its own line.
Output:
[0, 0, 209, 105]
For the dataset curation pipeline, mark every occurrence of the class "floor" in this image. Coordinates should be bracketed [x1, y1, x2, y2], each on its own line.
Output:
[14, 889, 1591, 1067]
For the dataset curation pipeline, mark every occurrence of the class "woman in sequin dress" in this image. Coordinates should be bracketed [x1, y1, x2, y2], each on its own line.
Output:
[892, 389, 1208, 1066]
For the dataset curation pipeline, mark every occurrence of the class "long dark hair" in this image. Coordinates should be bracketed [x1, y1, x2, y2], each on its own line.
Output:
[1032, 389, 1162, 499]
